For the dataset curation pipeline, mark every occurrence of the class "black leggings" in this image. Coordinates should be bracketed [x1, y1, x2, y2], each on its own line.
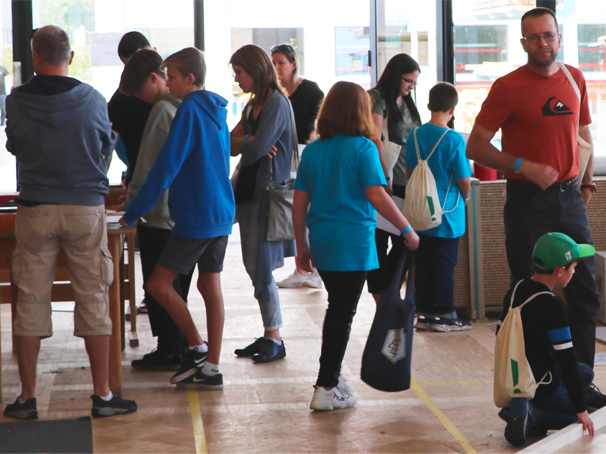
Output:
[315, 270, 367, 388]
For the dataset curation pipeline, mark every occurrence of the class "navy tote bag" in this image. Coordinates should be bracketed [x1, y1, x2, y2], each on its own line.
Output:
[361, 248, 415, 392]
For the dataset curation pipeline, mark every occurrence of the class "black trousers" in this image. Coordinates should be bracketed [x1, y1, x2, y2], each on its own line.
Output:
[504, 179, 599, 368]
[316, 270, 367, 388]
[137, 225, 194, 354]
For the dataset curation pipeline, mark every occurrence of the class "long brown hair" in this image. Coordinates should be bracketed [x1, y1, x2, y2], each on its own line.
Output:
[316, 81, 375, 140]
[230, 44, 285, 106]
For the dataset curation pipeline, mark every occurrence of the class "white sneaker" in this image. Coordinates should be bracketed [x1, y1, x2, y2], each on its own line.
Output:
[277, 269, 309, 288]
[337, 375, 353, 394]
[310, 385, 356, 411]
[303, 269, 323, 289]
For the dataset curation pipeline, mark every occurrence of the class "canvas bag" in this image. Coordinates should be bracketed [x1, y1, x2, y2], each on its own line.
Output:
[361, 247, 415, 392]
[493, 281, 552, 408]
[557, 62, 592, 183]
[382, 112, 401, 181]
[266, 102, 299, 241]
[402, 128, 459, 231]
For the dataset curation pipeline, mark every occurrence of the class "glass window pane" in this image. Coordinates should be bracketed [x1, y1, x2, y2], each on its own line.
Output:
[375, 0, 438, 123]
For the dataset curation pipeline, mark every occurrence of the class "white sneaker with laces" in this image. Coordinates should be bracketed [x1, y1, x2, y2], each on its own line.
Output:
[277, 269, 309, 288]
[303, 269, 323, 289]
[310, 385, 356, 411]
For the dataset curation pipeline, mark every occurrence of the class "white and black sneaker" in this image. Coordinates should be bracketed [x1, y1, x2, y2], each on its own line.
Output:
[176, 369, 224, 390]
[170, 346, 208, 384]
[310, 385, 356, 411]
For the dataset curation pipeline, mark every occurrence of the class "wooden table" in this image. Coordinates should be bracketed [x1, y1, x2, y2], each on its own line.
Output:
[0, 222, 137, 397]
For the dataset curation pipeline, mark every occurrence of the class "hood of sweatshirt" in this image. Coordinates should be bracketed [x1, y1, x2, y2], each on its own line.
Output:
[9, 83, 98, 128]
[184, 90, 228, 129]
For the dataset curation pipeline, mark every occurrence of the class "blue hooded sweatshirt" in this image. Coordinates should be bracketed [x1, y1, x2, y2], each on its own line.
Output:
[123, 90, 235, 240]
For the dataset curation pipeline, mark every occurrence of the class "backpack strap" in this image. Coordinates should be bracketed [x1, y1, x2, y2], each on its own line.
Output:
[413, 127, 449, 162]
[413, 128, 460, 213]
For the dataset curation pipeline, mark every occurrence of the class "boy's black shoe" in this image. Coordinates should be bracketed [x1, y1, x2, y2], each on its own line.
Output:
[234, 338, 268, 357]
[504, 397, 529, 447]
[4, 397, 38, 420]
[176, 369, 224, 390]
[170, 346, 208, 384]
[414, 314, 437, 331]
[91, 394, 137, 418]
[131, 349, 183, 371]
[585, 383, 606, 410]
[253, 339, 286, 363]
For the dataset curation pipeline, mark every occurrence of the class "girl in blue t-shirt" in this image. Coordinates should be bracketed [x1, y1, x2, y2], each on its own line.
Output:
[293, 81, 419, 411]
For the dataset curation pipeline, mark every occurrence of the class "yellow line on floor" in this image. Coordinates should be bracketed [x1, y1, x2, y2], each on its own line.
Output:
[188, 390, 208, 454]
[411, 379, 477, 454]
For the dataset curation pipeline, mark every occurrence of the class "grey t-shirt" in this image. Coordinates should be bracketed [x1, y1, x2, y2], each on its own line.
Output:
[368, 88, 420, 187]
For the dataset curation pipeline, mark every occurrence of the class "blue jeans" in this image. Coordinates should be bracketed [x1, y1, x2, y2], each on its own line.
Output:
[531, 363, 594, 431]
[504, 179, 599, 367]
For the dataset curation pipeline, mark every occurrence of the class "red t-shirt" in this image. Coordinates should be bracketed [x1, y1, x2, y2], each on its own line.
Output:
[474, 64, 591, 181]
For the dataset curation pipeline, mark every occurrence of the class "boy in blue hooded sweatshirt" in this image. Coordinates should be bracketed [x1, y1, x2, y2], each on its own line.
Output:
[121, 47, 235, 390]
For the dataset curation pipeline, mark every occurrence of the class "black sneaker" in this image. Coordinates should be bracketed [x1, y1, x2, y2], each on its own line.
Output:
[253, 339, 286, 363]
[430, 317, 472, 332]
[170, 346, 208, 384]
[504, 397, 529, 447]
[585, 383, 606, 410]
[91, 393, 137, 418]
[4, 397, 38, 420]
[234, 338, 268, 357]
[176, 369, 224, 390]
[131, 349, 183, 371]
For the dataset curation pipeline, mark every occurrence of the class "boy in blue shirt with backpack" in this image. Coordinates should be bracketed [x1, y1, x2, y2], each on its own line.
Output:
[405, 82, 471, 332]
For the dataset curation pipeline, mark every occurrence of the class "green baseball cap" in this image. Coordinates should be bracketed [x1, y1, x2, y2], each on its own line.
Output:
[533, 232, 595, 272]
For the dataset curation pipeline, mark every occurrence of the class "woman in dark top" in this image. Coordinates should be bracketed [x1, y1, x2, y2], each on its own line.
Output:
[367, 53, 422, 303]
[271, 43, 324, 289]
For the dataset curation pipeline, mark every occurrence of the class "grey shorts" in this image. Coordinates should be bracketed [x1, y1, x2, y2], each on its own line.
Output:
[158, 234, 228, 274]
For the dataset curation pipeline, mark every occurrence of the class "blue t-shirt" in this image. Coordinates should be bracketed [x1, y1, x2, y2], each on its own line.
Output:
[294, 134, 386, 271]
[405, 123, 471, 238]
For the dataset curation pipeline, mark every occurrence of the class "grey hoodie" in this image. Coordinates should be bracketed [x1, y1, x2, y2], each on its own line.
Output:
[6, 80, 114, 206]
[122, 93, 181, 229]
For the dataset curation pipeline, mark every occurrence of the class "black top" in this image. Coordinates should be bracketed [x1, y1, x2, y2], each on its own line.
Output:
[107, 89, 152, 186]
[499, 279, 586, 413]
[289, 79, 323, 144]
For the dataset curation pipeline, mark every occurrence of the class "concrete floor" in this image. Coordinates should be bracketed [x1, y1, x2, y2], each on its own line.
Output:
[1, 234, 606, 453]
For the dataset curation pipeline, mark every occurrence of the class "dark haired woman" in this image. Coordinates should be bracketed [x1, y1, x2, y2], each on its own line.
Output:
[270, 43, 324, 289]
[367, 53, 422, 303]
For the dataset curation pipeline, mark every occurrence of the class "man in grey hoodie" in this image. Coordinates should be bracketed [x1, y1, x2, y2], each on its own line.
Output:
[3, 25, 137, 420]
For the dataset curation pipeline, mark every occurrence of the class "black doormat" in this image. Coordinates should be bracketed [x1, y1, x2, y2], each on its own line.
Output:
[0, 416, 93, 453]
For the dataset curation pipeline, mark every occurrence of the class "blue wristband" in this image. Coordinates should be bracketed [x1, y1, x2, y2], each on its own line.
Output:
[244, 134, 250, 144]
[514, 157, 523, 174]
[401, 225, 412, 235]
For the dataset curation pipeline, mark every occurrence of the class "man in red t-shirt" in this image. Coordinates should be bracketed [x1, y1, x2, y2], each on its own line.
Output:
[467, 7, 605, 407]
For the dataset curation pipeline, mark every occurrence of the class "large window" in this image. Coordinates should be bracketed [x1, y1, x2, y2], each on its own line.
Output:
[375, 0, 438, 125]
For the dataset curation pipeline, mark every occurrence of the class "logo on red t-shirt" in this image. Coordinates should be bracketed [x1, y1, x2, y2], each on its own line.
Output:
[541, 97, 573, 117]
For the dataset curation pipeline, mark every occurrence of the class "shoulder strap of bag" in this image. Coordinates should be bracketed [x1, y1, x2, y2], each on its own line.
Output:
[382, 111, 390, 142]
[413, 128, 460, 213]
[509, 280, 553, 310]
[558, 62, 581, 101]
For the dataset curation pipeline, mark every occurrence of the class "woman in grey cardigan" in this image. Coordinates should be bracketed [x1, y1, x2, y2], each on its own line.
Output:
[230, 44, 296, 363]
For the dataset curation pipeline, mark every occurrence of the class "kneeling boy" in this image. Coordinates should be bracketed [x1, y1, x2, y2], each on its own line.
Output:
[498, 232, 597, 446]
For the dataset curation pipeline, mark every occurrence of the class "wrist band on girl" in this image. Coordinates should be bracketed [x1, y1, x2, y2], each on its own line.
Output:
[401, 225, 412, 236]
[244, 134, 250, 144]
[514, 157, 523, 174]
